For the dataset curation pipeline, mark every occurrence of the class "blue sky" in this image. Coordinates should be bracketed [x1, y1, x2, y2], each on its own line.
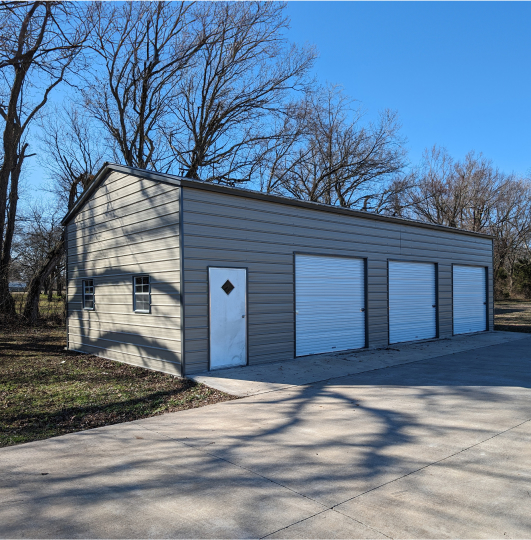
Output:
[286, 1, 531, 176]
[23, 1, 531, 209]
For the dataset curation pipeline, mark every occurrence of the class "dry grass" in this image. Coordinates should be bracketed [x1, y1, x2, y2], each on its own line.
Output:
[494, 300, 531, 333]
[0, 326, 236, 448]
[12, 292, 65, 323]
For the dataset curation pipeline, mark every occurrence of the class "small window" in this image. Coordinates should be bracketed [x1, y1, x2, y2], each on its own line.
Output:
[82, 280, 94, 310]
[133, 275, 150, 313]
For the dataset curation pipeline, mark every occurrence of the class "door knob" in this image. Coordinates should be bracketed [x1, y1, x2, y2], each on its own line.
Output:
[242, 315, 245, 318]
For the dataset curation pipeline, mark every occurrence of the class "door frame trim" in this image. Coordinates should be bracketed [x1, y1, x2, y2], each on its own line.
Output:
[207, 266, 249, 371]
[293, 251, 368, 358]
[387, 258, 439, 346]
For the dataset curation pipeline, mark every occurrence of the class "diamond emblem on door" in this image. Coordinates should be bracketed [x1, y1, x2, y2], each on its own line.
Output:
[221, 280, 235, 295]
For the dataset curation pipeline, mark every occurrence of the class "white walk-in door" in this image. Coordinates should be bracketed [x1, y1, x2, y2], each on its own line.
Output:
[209, 267, 247, 369]
[296, 254, 365, 356]
[453, 265, 487, 334]
[389, 261, 436, 344]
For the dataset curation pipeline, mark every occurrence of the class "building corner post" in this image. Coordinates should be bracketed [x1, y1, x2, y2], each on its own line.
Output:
[179, 185, 186, 377]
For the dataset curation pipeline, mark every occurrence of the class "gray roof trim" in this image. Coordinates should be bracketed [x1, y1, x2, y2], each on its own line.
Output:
[61, 163, 494, 240]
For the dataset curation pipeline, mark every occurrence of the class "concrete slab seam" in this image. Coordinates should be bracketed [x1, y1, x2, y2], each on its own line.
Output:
[133, 408, 531, 538]
[133, 420, 330, 510]
[330, 416, 531, 511]
[259, 507, 393, 540]
[258, 509, 329, 539]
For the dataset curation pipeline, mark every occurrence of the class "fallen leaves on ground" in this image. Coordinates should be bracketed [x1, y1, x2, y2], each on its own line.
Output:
[0, 326, 236, 447]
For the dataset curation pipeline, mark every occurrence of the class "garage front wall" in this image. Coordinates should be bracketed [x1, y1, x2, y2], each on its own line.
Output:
[181, 186, 494, 375]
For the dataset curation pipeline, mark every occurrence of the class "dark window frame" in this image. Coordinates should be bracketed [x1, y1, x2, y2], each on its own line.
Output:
[82, 279, 95, 311]
[133, 275, 151, 314]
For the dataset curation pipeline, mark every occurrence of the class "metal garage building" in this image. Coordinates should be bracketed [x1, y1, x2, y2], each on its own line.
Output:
[62, 163, 494, 377]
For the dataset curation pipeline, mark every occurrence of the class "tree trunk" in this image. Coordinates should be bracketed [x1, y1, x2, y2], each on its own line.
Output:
[21, 166, 87, 324]
[0, 273, 14, 322]
[23, 235, 65, 324]
[0, 145, 27, 319]
[0, 161, 17, 319]
[48, 273, 54, 302]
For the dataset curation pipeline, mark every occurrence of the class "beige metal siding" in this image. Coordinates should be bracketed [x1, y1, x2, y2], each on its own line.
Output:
[181, 187, 494, 374]
[66, 171, 182, 375]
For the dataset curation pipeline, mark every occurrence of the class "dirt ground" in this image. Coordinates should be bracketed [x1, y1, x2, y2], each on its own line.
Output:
[0, 326, 236, 448]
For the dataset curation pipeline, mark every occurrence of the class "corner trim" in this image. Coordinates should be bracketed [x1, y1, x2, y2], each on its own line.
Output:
[179, 186, 186, 378]
[65, 230, 69, 350]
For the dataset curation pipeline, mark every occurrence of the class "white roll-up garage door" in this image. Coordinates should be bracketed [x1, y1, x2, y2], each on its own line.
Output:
[453, 265, 487, 334]
[295, 254, 365, 356]
[389, 261, 437, 344]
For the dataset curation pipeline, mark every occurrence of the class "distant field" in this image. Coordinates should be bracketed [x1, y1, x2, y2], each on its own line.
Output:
[12, 292, 65, 321]
[494, 300, 531, 333]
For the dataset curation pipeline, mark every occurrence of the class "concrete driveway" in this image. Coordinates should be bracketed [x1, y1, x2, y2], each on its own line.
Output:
[1, 331, 531, 539]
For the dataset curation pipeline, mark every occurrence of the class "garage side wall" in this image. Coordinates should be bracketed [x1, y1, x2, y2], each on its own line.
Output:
[66, 171, 182, 375]
[181, 187, 494, 375]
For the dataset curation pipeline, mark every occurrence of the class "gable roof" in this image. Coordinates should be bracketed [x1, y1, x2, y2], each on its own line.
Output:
[61, 162, 493, 240]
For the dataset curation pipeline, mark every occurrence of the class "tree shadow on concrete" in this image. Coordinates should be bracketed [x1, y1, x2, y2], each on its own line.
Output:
[1, 340, 531, 537]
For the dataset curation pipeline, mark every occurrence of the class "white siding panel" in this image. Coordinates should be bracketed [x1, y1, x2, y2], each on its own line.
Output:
[453, 265, 487, 334]
[389, 261, 436, 344]
[66, 172, 182, 374]
[296, 255, 365, 356]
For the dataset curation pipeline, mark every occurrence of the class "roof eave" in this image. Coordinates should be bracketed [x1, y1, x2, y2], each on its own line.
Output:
[61, 163, 494, 241]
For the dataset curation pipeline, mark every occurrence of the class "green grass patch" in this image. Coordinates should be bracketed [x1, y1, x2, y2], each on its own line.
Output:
[0, 327, 236, 447]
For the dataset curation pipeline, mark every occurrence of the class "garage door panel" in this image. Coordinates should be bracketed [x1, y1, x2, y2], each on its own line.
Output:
[453, 265, 487, 334]
[296, 255, 365, 356]
[389, 261, 436, 344]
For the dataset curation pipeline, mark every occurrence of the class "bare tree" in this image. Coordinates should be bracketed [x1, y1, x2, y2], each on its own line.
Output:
[165, 1, 316, 184]
[404, 146, 466, 227]
[21, 227, 64, 323]
[14, 203, 62, 285]
[489, 178, 531, 293]
[262, 85, 407, 210]
[83, 1, 209, 171]
[406, 148, 509, 230]
[0, 1, 89, 318]
[454, 152, 503, 233]
[39, 104, 107, 212]
[404, 146, 531, 297]
[15, 202, 64, 324]
[21, 104, 105, 324]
